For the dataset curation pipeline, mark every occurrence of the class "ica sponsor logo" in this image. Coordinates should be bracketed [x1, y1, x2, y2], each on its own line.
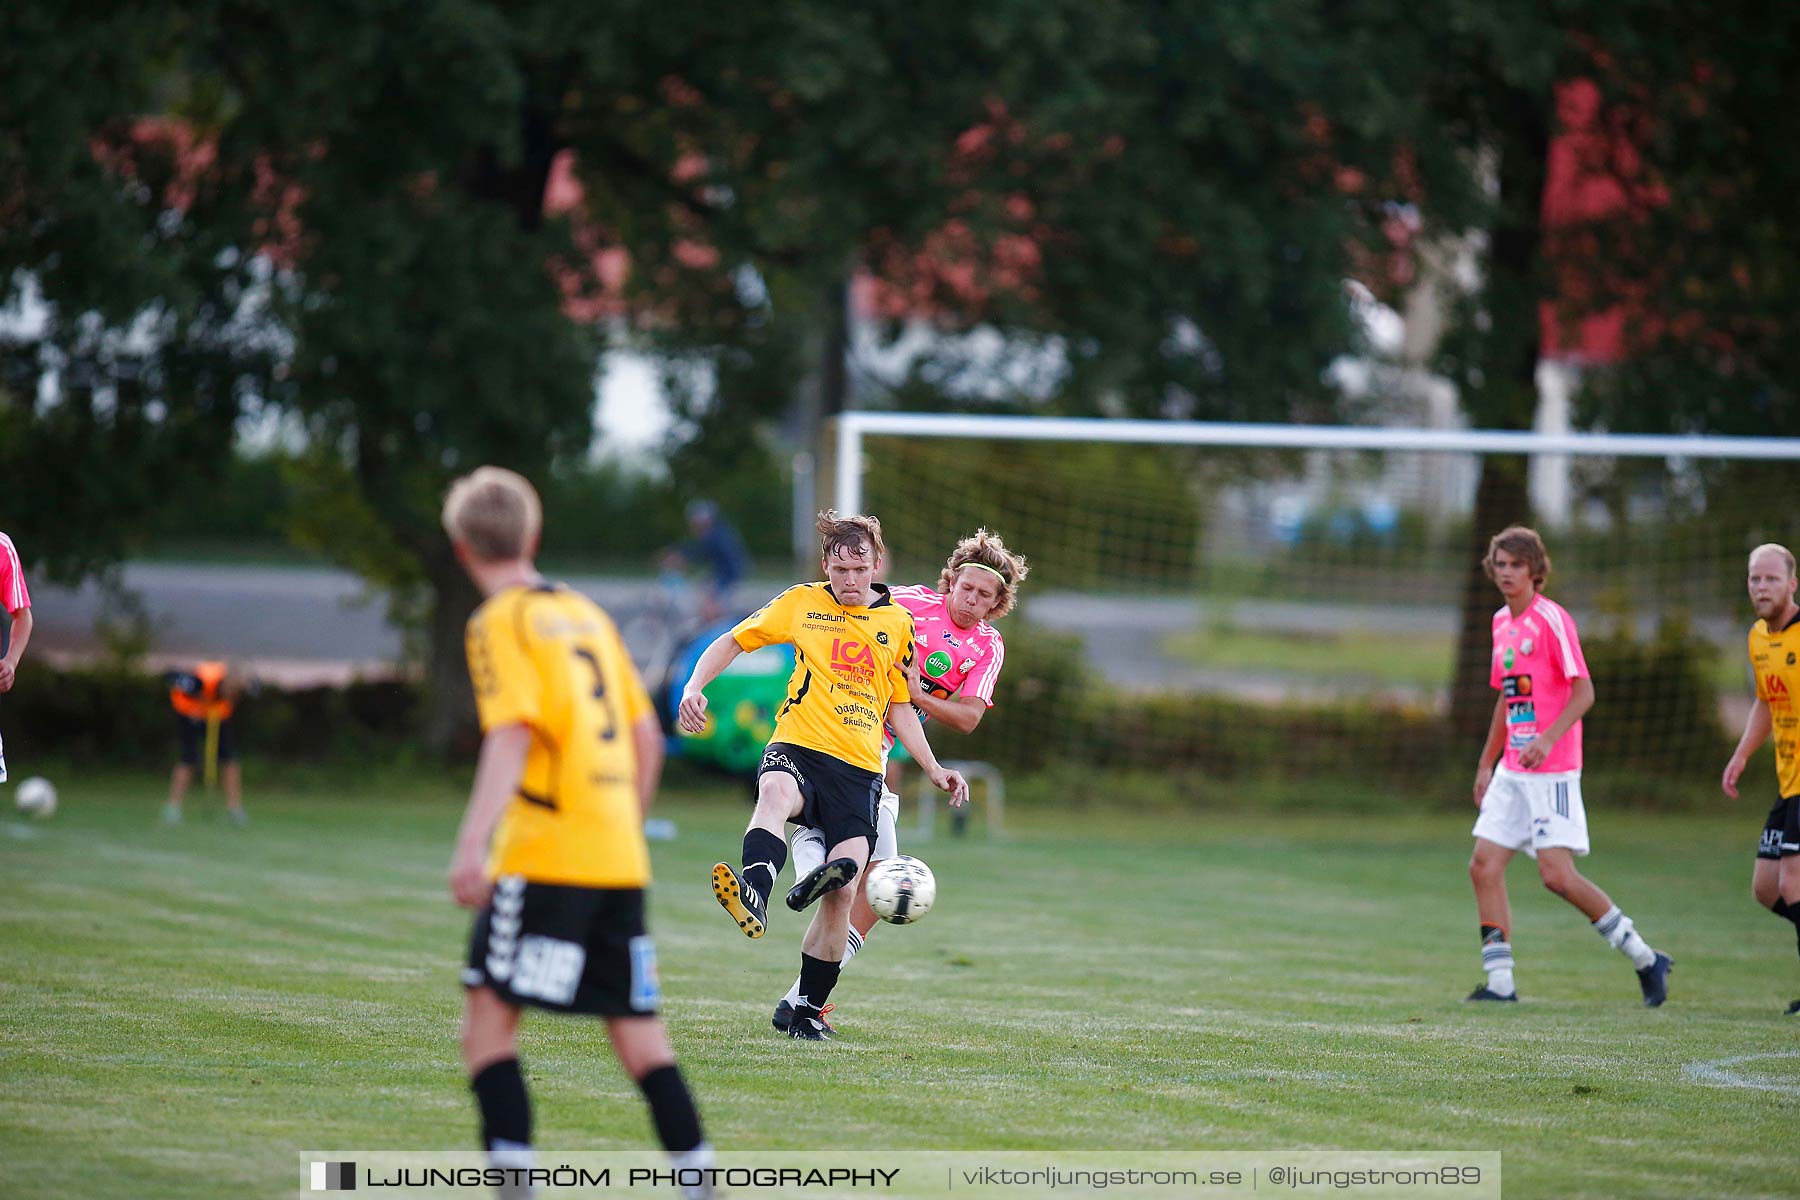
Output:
[830, 637, 877, 682]
[1767, 674, 1790, 698]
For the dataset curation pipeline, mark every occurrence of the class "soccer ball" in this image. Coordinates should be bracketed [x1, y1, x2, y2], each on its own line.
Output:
[865, 855, 936, 924]
[14, 776, 57, 819]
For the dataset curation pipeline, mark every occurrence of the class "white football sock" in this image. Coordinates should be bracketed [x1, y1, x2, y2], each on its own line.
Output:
[1593, 906, 1657, 970]
[1482, 939, 1517, 997]
[671, 1143, 715, 1200]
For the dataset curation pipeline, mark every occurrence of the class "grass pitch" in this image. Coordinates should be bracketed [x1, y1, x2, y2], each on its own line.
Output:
[2, 771, 1796, 1198]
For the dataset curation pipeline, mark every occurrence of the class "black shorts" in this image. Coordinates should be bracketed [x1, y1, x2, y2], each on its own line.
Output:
[757, 741, 881, 854]
[176, 715, 237, 766]
[462, 878, 660, 1016]
[1758, 795, 1800, 860]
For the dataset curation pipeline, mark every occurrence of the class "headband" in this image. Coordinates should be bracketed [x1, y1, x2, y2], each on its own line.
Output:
[960, 561, 1010, 587]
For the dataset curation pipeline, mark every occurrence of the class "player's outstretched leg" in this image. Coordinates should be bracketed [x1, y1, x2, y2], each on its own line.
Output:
[712, 826, 785, 939]
[786, 856, 858, 912]
[711, 863, 768, 939]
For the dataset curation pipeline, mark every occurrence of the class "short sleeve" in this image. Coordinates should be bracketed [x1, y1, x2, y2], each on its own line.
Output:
[732, 586, 805, 651]
[962, 637, 1005, 706]
[1489, 621, 1504, 690]
[1545, 604, 1588, 681]
[466, 603, 541, 732]
[887, 625, 913, 704]
[0, 534, 28, 614]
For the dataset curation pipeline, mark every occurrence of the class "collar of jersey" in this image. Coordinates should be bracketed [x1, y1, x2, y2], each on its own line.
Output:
[822, 581, 893, 609]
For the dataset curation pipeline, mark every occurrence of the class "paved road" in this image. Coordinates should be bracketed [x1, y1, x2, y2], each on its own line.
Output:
[31, 564, 661, 684]
[30, 565, 1456, 686]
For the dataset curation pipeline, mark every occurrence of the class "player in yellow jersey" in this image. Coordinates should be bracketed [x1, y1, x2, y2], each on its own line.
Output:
[442, 467, 712, 1193]
[1722, 542, 1800, 1015]
[677, 511, 969, 1040]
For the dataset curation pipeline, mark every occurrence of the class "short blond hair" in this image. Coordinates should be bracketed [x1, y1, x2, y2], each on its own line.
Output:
[1748, 543, 1797, 578]
[937, 529, 1030, 619]
[817, 510, 884, 563]
[442, 466, 542, 562]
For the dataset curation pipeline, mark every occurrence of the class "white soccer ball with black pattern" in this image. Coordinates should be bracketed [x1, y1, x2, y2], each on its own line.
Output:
[865, 855, 935, 924]
[14, 776, 57, 819]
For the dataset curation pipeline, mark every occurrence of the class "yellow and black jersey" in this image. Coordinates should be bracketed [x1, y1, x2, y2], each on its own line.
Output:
[1750, 612, 1800, 799]
[466, 583, 655, 887]
[731, 582, 913, 774]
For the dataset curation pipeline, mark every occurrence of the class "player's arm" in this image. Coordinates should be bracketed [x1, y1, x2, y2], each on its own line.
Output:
[449, 723, 531, 908]
[901, 653, 987, 732]
[1473, 694, 1507, 805]
[676, 630, 745, 734]
[0, 605, 30, 692]
[1519, 675, 1593, 770]
[888, 700, 969, 807]
[633, 712, 664, 817]
[1723, 697, 1773, 800]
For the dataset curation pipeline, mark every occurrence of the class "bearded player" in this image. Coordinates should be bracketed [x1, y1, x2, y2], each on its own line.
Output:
[1721, 543, 1800, 1014]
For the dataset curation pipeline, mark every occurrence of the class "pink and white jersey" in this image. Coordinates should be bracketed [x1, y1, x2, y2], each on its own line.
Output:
[0, 533, 29, 615]
[1490, 593, 1588, 773]
[881, 583, 1005, 755]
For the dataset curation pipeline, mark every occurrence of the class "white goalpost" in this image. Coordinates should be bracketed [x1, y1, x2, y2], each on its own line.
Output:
[836, 412, 1800, 515]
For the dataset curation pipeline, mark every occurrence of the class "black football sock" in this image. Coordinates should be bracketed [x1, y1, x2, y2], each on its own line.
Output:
[741, 828, 786, 899]
[795, 952, 842, 1013]
[1773, 898, 1800, 958]
[637, 1064, 705, 1153]
[470, 1057, 532, 1155]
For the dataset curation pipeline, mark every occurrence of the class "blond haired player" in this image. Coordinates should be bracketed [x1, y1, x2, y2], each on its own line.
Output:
[1721, 543, 1800, 1014]
[1466, 526, 1672, 1006]
[678, 512, 969, 1040]
[443, 467, 711, 1193]
[774, 529, 1028, 1034]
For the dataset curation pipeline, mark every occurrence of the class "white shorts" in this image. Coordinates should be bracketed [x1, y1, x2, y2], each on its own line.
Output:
[792, 788, 899, 876]
[1471, 766, 1589, 858]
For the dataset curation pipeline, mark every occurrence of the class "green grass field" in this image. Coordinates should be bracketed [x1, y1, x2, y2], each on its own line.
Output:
[3, 772, 1797, 1199]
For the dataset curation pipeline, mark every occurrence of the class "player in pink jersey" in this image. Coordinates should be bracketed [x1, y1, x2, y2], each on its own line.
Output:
[0, 530, 34, 784]
[773, 529, 1028, 1034]
[1466, 526, 1671, 1006]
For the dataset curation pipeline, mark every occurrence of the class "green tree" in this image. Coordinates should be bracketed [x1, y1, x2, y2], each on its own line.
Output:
[1365, 4, 1800, 737]
[0, 6, 274, 582]
[4, 0, 1567, 754]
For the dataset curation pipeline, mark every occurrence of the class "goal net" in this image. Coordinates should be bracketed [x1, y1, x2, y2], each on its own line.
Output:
[838, 413, 1800, 808]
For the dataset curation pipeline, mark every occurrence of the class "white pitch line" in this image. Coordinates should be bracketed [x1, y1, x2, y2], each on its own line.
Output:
[1684, 1051, 1800, 1096]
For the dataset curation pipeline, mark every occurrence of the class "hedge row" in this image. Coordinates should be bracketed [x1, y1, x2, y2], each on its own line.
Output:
[954, 617, 1734, 791]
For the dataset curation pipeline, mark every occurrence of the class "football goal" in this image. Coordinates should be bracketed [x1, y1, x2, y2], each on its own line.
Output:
[834, 412, 1800, 802]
